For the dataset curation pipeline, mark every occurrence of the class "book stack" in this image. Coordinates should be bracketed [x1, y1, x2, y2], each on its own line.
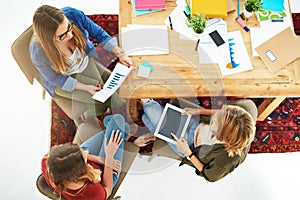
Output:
[132, 0, 166, 16]
[135, 0, 166, 10]
[191, 0, 227, 18]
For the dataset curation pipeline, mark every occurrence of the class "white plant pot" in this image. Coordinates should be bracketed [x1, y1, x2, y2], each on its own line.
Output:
[243, 7, 253, 18]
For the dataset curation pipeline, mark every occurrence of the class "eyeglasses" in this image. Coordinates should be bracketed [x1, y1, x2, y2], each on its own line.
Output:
[57, 22, 73, 41]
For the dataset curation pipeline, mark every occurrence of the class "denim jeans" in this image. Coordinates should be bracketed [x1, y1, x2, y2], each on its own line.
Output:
[142, 100, 199, 158]
[80, 114, 129, 187]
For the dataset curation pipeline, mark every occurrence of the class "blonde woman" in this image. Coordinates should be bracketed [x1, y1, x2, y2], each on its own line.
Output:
[140, 98, 257, 182]
[42, 114, 127, 199]
[30, 5, 132, 127]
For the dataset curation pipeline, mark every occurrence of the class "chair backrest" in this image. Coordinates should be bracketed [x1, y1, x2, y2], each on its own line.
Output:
[36, 173, 66, 200]
[11, 25, 41, 85]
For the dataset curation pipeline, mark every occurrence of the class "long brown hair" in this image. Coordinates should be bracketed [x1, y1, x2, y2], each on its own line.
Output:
[47, 143, 101, 193]
[32, 5, 86, 74]
[211, 105, 255, 157]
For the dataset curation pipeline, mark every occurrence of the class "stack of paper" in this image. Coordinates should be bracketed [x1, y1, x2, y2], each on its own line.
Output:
[197, 19, 232, 74]
[121, 24, 169, 56]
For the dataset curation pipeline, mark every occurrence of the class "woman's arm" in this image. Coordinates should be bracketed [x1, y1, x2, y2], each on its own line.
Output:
[87, 154, 121, 174]
[182, 148, 204, 172]
[102, 130, 123, 198]
[111, 46, 133, 67]
[63, 7, 133, 66]
[183, 107, 219, 116]
[87, 154, 104, 165]
[170, 133, 204, 172]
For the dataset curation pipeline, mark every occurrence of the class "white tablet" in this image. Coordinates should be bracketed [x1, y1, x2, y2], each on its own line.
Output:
[154, 103, 192, 144]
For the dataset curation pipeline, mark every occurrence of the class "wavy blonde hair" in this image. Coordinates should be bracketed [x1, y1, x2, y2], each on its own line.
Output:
[211, 105, 256, 157]
[47, 143, 101, 193]
[32, 5, 86, 74]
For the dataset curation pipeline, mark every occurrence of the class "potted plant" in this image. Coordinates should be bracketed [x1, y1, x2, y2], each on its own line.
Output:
[244, 0, 262, 18]
[187, 13, 207, 34]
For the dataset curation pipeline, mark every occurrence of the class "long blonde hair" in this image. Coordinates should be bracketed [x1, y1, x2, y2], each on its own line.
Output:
[32, 5, 86, 74]
[211, 105, 256, 157]
[47, 143, 101, 193]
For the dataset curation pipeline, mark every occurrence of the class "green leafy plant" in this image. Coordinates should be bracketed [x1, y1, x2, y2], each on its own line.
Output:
[244, 0, 262, 12]
[187, 13, 207, 34]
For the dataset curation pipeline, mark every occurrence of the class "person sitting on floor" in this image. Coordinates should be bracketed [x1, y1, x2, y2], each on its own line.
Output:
[140, 98, 257, 182]
[42, 114, 138, 200]
[30, 5, 133, 127]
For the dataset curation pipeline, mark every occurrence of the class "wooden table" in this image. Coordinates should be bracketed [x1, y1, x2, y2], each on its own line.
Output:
[119, 0, 300, 121]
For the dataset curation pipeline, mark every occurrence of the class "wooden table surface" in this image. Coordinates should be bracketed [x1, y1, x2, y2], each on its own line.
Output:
[118, 0, 300, 120]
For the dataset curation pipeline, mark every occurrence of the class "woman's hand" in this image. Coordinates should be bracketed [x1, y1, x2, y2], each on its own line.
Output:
[133, 134, 156, 147]
[118, 54, 133, 67]
[75, 81, 102, 95]
[104, 130, 123, 159]
[170, 133, 191, 155]
[112, 159, 121, 174]
[85, 84, 102, 95]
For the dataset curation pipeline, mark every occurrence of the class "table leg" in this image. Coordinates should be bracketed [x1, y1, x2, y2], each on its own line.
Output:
[257, 97, 286, 121]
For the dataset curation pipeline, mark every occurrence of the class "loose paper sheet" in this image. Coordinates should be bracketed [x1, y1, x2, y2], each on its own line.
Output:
[92, 63, 133, 102]
[218, 30, 253, 76]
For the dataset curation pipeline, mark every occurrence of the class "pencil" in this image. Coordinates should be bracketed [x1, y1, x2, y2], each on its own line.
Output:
[237, 0, 240, 18]
[195, 39, 200, 51]
[169, 16, 173, 30]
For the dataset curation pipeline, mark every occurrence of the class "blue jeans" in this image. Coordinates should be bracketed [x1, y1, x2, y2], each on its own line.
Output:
[80, 114, 129, 187]
[142, 100, 199, 158]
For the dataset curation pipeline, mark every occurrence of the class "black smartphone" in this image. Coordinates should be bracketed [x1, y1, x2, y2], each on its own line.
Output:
[209, 30, 225, 47]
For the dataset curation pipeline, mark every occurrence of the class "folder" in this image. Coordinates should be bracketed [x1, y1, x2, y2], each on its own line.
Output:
[190, 0, 227, 18]
[135, 0, 166, 10]
[255, 27, 300, 73]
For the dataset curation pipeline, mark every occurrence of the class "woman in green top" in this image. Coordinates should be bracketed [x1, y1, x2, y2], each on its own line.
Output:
[141, 98, 257, 182]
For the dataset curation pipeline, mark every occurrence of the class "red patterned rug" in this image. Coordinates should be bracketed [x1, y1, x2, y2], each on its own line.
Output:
[50, 14, 300, 153]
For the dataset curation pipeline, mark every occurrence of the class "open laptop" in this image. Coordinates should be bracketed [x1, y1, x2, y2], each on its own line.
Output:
[154, 103, 192, 144]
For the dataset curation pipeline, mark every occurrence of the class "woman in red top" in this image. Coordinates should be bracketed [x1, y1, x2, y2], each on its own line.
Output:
[41, 114, 128, 200]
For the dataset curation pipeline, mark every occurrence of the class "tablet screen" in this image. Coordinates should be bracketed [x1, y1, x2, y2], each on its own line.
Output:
[159, 108, 189, 139]
[154, 104, 191, 144]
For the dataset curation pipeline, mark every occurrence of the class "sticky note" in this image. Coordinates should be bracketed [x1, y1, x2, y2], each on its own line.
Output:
[137, 65, 151, 78]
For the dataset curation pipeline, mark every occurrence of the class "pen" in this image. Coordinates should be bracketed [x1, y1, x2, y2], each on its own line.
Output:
[239, 13, 245, 20]
[169, 16, 173, 30]
[235, 18, 250, 32]
[183, 10, 190, 19]
[195, 39, 200, 51]
[271, 18, 284, 22]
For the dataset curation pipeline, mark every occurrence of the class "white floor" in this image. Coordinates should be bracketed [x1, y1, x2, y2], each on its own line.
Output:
[1, 0, 300, 199]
